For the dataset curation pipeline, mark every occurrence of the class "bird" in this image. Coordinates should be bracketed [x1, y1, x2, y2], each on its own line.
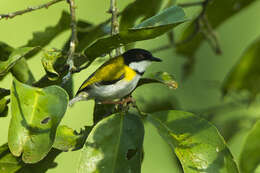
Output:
[69, 48, 162, 106]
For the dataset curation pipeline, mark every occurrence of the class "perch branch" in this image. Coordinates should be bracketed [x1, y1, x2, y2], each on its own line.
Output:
[62, 0, 78, 83]
[0, 0, 64, 20]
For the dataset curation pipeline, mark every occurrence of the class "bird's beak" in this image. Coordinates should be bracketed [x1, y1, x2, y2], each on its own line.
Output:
[151, 56, 162, 62]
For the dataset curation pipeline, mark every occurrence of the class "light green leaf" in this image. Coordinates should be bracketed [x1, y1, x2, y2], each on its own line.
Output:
[0, 143, 23, 173]
[138, 71, 178, 89]
[222, 38, 260, 99]
[0, 47, 39, 77]
[83, 6, 186, 61]
[8, 79, 68, 163]
[147, 110, 239, 173]
[78, 113, 144, 173]
[239, 120, 260, 173]
[53, 125, 92, 151]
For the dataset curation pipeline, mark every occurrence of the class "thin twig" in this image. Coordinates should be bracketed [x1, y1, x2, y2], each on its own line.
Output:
[108, 0, 121, 56]
[0, 0, 64, 20]
[62, 0, 78, 83]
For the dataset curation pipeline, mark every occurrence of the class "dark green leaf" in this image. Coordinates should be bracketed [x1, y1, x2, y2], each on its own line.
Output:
[11, 58, 35, 84]
[0, 42, 13, 61]
[147, 110, 239, 173]
[176, 0, 256, 77]
[239, 120, 260, 173]
[0, 88, 10, 100]
[78, 113, 144, 173]
[41, 49, 66, 81]
[83, 6, 186, 61]
[0, 98, 9, 117]
[222, 38, 260, 99]
[25, 11, 71, 58]
[8, 79, 68, 163]
[53, 125, 92, 151]
[137, 71, 178, 89]
[0, 143, 23, 173]
[93, 103, 116, 125]
[0, 47, 39, 77]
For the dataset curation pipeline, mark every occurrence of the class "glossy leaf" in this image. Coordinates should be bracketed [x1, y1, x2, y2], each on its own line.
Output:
[53, 125, 92, 151]
[239, 120, 260, 173]
[147, 110, 239, 173]
[78, 113, 144, 173]
[0, 143, 23, 173]
[8, 79, 68, 163]
[137, 71, 178, 89]
[0, 47, 38, 77]
[222, 38, 260, 99]
[83, 6, 186, 61]
[176, 0, 256, 77]
[25, 11, 71, 58]
[41, 49, 66, 81]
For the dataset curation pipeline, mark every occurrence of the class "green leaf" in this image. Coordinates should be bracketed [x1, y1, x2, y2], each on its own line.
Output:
[78, 113, 144, 173]
[0, 98, 9, 117]
[0, 88, 10, 100]
[53, 125, 92, 151]
[147, 110, 239, 173]
[239, 120, 260, 173]
[222, 38, 260, 99]
[25, 11, 71, 58]
[83, 6, 186, 61]
[137, 71, 178, 89]
[0, 41, 14, 61]
[0, 47, 39, 77]
[93, 103, 116, 125]
[41, 49, 66, 81]
[8, 79, 68, 163]
[176, 0, 256, 77]
[0, 143, 23, 173]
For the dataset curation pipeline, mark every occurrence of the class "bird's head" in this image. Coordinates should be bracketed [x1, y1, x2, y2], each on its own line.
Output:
[122, 48, 162, 75]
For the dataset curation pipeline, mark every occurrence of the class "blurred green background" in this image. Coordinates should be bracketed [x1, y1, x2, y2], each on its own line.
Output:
[1, 0, 260, 172]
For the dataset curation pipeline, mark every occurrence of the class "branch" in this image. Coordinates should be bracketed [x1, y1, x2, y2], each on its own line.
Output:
[0, 0, 64, 20]
[62, 0, 78, 83]
[108, 0, 121, 56]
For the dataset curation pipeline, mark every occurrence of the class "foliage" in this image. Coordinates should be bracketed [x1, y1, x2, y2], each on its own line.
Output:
[0, 0, 260, 173]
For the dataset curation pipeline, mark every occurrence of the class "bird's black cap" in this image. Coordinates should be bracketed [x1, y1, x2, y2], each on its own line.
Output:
[122, 48, 162, 65]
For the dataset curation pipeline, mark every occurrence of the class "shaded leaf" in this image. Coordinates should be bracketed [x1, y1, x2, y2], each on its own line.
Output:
[53, 125, 92, 151]
[93, 103, 116, 125]
[0, 143, 23, 173]
[41, 49, 66, 81]
[176, 0, 256, 77]
[83, 6, 186, 62]
[147, 110, 239, 173]
[239, 120, 260, 173]
[25, 11, 71, 58]
[0, 88, 10, 100]
[78, 113, 144, 173]
[11, 58, 35, 84]
[0, 47, 39, 77]
[137, 71, 178, 89]
[0, 98, 9, 117]
[0, 42, 13, 61]
[8, 79, 68, 163]
[222, 38, 260, 99]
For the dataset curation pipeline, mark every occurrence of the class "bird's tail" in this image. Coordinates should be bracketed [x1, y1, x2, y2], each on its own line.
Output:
[68, 92, 89, 107]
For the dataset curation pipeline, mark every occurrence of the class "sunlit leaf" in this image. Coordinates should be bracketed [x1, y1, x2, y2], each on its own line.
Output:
[147, 110, 239, 173]
[138, 71, 178, 89]
[83, 6, 186, 62]
[239, 120, 260, 173]
[53, 125, 92, 151]
[176, 0, 256, 77]
[0, 47, 39, 77]
[8, 79, 68, 163]
[222, 38, 260, 99]
[0, 143, 23, 173]
[78, 113, 144, 173]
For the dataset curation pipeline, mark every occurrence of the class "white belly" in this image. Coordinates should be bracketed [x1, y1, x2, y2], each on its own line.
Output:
[88, 75, 141, 101]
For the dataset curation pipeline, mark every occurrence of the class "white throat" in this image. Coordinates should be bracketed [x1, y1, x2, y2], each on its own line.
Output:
[129, 60, 151, 74]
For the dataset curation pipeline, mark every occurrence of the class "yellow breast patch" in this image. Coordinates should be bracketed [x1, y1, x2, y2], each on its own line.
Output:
[124, 66, 136, 81]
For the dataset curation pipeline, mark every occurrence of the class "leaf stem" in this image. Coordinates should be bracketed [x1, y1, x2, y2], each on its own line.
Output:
[62, 0, 78, 83]
[0, 0, 64, 20]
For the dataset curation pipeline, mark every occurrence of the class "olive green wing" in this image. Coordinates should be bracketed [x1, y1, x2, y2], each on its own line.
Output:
[76, 56, 125, 94]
